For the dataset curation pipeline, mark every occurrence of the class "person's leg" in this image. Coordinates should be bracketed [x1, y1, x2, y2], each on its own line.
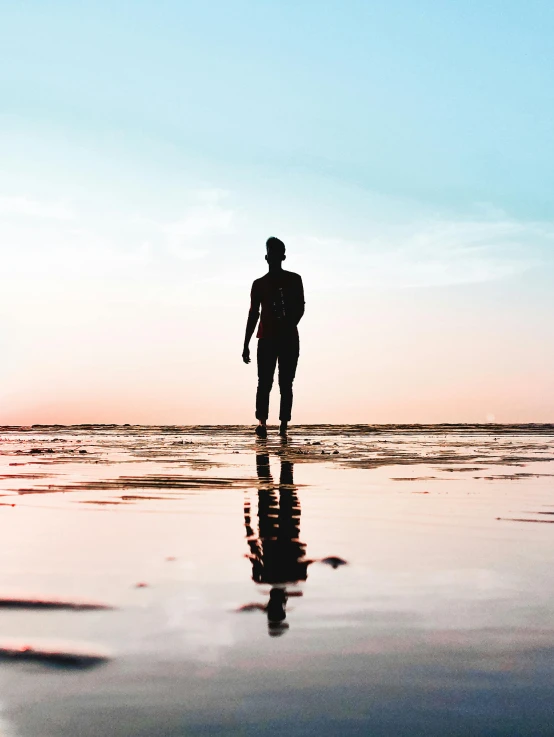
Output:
[277, 335, 300, 433]
[256, 339, 278, 434]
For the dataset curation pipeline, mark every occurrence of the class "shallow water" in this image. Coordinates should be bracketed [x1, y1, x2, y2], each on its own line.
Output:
[1, 425, 554, 736]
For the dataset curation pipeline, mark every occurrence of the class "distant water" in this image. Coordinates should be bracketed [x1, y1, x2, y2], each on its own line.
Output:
[1, 425, 554, 736]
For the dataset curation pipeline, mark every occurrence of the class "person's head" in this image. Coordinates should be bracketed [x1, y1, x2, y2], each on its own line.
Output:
[267, 587, 289, 637]
[265, 237, 286, 269]
[267, 587, 287, 622]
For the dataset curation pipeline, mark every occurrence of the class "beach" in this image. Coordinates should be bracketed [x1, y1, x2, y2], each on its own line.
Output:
[1, 424, 554, 736]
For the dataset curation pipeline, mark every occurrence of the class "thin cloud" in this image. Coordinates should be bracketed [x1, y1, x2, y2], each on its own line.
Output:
[163, 204, 235, 240]
[131, 189, 237, 261]
[0, 195, 74, 220]
[161, 194, 237, 260]
[295, 217, 550, 289]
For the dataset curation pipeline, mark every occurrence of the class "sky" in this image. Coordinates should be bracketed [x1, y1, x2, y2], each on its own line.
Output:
[1, 0, 553, 425]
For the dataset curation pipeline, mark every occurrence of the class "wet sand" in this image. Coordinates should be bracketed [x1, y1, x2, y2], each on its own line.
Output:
[1, 424, 554, 736]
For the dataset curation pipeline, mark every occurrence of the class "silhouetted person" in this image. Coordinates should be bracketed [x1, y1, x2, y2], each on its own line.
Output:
[242, 237, 305, 438]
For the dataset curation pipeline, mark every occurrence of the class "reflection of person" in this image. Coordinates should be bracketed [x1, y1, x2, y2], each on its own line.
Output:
[243, 452, 307, 635]
[242, 237, 305, 439]
[241, 450, 347, 635]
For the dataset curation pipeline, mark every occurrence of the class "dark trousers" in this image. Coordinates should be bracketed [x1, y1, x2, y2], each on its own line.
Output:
[256, 335, 300, 422]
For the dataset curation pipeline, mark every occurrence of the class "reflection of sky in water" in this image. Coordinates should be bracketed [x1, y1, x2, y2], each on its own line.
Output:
[1, 427, 554, 735]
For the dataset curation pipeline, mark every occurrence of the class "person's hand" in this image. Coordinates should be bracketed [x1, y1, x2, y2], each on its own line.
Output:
[242, 346, 250, 364]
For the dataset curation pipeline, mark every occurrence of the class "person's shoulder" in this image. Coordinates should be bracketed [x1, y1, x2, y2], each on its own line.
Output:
[283, 270, 303, 281]
[252, 274, 268, 288]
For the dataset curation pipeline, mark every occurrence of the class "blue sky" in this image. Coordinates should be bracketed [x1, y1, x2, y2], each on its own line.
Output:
[1, 1, 553, 423]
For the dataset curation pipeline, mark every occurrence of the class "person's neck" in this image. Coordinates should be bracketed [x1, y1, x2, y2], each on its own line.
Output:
[268, 265, 283, 275]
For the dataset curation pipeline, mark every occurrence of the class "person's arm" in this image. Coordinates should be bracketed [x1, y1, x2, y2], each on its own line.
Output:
[294, 275, 305, 326]
[243, 282, 260, 364]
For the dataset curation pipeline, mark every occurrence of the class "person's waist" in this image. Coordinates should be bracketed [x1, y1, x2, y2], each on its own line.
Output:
[258, 328, 298, 339]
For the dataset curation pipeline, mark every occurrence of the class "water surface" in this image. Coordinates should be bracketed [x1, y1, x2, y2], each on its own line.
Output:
[1, 424, 554, 736]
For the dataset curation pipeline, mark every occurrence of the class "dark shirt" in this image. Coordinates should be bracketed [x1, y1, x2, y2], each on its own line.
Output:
[250, 540, 309, 585]
[250, 270, 305, 339]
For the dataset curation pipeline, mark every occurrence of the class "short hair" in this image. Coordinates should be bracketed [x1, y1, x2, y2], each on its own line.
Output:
[266, 237, 286, 258]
